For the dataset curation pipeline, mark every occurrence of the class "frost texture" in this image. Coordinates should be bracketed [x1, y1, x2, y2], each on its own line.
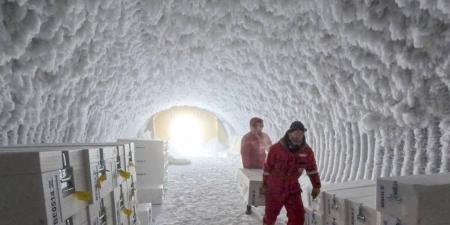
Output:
[0, 0, 450, 180]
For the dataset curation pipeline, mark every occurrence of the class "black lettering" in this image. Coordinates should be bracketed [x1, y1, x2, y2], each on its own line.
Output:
[48, 177, 59, 225]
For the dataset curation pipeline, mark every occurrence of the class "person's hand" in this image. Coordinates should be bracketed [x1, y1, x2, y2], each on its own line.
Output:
[260, 185, 266, 195]
[311, 187, 320, 199]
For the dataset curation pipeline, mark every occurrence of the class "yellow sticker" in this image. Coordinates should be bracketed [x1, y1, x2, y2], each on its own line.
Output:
[96, 174, 107, 188]
[122, 208, 133, 217]
[75, 191, 92, 202]
[119, 170, 131, 180]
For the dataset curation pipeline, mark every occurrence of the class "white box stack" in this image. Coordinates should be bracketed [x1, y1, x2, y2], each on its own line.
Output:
[137, 185, 164, 205]
[118, 139, 168, 205]
[0, 142, 138, 225]
[306, 180, 375, 214]
[302, 179, 375, 225]
[305, 207, 323, 225]
[236, 168, 265, 214]
[137, 203, 153, 225]
[346, 195, 380, 225]
[377, 173, 450, 225]
[0, 151, 65, 225]
[324, 185, 376, 225]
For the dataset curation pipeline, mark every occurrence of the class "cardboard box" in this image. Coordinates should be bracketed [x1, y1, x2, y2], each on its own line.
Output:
[236, 168, 265, 207]
[377, 173, 450, 225]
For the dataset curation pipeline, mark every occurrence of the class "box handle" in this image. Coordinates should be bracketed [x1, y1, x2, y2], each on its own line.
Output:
[387, 181, 402, 202]
[356, 204, 366, 221]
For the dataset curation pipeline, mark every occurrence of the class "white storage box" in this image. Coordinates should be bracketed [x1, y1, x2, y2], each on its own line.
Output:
[137, 185, 165, 205]
[118, 139, 168, 188]
[377, 173, 450, 225]
[324, 186, 376, 224]
[346, 195, 380, 225]
[0, 147, 101, 224]
[305, 208, 324, 225]
[0, 161, 64, 225]
[137, 203, 153, 225]
[380, 213, 449, 225]
[98, 146, 117, 197]
[236, 168, 265, 207]
[112, 185, 131, 225]
[103, 190, 118, 225]
[60, 148, 101, 219]
[71, 203, 100, 225]
[306, 179, 375, 214]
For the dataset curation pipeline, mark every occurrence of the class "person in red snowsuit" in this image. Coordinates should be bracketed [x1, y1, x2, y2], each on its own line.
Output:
[262, 121, 321, 225]
[241, 117, 272, 169]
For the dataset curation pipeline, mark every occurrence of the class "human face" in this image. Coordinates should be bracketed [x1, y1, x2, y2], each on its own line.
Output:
[288, 130, 304, 145]
[251, 122, 264, 133]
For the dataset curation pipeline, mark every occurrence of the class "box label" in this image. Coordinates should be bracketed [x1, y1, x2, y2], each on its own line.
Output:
[45, 174, 62, 225]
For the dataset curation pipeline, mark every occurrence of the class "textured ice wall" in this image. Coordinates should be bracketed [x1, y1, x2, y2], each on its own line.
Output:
[0, 0, 449, 179]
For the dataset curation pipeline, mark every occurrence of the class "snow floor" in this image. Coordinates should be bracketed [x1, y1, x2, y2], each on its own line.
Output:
[152, 152, 288, 225]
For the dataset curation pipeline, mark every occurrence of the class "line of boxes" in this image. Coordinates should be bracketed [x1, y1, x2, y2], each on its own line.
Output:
[304, 172, 450, 225]
[377, 173, 450, 225]
[118, 139, 168, 206]
[0, 142, 138, 225]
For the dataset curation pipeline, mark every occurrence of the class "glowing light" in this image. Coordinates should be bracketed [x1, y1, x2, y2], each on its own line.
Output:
[169, 114, 205, 157]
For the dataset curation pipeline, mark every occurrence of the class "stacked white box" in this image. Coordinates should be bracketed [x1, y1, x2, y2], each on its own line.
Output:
[62, 148, 102, 218]
[0, 151, 64, 225]
[137, 185, 164, 205]
[111, 184, 130, 225]
[0, 143, 139, 225]
[236, 168, 265, 207]
[71, 203, 101, 225]
[377, 173, 450, 225]
[306, 179, 375, 214]
[305, 208, 323, 225]
[324, 185, 376, 225]
[0, 146, 103, 224]
[98, 146, 117, 197]
[346, 195, 380, 225]
[118, 139, 168, 205]
[137, 203, 152, 225]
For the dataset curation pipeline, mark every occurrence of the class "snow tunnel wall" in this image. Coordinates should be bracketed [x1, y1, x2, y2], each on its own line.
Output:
[0, 0, 450, 181]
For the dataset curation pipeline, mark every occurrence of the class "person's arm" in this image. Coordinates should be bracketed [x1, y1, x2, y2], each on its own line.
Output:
[263, 145, 275, 187]
[241, 136, 252, 168]
[306, 147, 321, 199]
[265, 134, 272, 154]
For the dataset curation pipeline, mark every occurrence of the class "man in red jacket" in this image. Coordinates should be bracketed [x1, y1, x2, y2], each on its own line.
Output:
[262, 121, 321, 225]
[241, 117, 272, 169]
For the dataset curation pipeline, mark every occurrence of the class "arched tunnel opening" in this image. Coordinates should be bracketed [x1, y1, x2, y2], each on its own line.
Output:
[145, 106, 231, 157]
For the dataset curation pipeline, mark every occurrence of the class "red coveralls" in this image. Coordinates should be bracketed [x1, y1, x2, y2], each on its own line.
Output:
[263, 141, 321, 225]
[241, 118, 272, 169]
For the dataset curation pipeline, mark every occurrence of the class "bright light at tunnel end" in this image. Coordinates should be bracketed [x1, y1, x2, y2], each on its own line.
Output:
[169, 114, 207, 157]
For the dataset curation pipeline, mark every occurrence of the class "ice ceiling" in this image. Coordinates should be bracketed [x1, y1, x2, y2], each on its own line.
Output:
[1, 0, 449, 181]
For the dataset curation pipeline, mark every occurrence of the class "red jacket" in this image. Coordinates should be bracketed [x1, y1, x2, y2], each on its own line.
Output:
[263, 140, 321, 194]
[241, 132, 272, 169]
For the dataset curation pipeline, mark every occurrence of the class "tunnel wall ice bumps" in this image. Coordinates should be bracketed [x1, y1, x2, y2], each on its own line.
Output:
[0, 0, 449, 179]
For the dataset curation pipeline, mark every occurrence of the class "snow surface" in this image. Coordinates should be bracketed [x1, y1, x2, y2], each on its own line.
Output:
[0, 0, 450, 181]
[153, 152, 288, 225]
